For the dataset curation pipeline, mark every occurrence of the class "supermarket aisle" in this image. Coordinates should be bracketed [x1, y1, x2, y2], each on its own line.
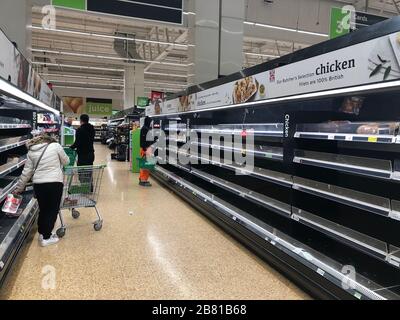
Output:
[1, 144, 308, 300]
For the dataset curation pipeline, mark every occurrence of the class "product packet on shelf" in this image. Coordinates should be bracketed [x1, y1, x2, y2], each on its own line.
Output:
[2, 194, 23, 217]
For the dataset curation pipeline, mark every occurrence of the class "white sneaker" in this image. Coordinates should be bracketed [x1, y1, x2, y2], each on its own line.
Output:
[38, 234, 43, 242]
[40, 234, 59, 247]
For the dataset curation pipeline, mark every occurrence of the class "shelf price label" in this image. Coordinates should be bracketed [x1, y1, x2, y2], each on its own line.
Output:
[368, 136, 378, 143]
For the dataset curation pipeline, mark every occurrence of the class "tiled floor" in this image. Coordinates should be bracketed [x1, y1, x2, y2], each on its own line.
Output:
[0, 144, 308, 300]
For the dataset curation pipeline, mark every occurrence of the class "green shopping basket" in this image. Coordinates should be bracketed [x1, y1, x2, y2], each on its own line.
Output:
[137, 156, 156, 170]
[64, 147, 77, 166]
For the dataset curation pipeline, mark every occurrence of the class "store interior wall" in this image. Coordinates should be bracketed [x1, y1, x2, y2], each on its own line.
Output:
[0, 0, 32, 59]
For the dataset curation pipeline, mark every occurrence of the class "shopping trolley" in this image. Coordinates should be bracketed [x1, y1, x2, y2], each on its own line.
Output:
[57, 165, 106, 238]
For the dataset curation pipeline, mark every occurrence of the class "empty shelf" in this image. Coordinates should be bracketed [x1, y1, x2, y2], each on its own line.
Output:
[0, 196, 38, 272]
[0, 178, 18, 203]
[294, 150, 393, 179]
[0, 157, 27, 179]
[191, 168, 291, 216]
[387, 245, 400, 267]
[295, 122, 399, 144]
[191, 154, 292, 187]
[154, 165, 399, 300]
[191, 123, 283, 137]
[0, 136, 29, 153]
[292, 207, 389, 260]
[293, 176, 391, 217]
[191, 141, 283, 161]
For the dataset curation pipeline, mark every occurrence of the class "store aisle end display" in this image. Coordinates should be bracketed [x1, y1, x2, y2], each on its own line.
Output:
[0, 28, 61, 287]
[148, 18, 400, 300]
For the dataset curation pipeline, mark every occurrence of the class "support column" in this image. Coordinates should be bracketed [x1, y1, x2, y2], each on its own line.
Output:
[188, 0, 245, 85]
[0, 0, 32, 59]
[124, 63, 145, 109]
[188, 0, 220, 85]
[219, 0, 245, 76]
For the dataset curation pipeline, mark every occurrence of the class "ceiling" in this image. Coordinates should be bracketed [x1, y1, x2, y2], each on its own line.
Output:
[29, 0, 398, 101]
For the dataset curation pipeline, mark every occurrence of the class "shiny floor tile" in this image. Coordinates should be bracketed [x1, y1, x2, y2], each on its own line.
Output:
[0, 144, 309, 300]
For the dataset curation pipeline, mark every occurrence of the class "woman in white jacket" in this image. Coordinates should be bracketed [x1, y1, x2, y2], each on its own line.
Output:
[15, 134, 70, 247]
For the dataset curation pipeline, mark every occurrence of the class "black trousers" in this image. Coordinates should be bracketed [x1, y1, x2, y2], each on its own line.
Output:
[34, 182, 63, 239]
[77, 152, 95, 166]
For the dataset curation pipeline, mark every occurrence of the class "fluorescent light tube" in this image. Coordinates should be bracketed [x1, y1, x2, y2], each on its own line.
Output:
[245, 52, 279, 58]
[246, 21, 329, 37]
[30, 26, 188, 48]
[31, 49, 188, 67]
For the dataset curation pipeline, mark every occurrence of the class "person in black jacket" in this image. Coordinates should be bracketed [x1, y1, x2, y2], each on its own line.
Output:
[71, 114, 95, 166]
[139, 116, 154, 187]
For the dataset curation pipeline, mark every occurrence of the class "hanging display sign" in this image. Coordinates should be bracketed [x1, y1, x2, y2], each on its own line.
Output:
[137, 96, 149, 108]
[52, 0, 183, 24]
[329, 7, 387, 39]
[86, 98, 113, 116]
[63, 97, 112, 116]
[151, 91, 164, 101]
[0, 30, 59, 110]
[51, 0, 86, 10]
[147, 30, 400, 116]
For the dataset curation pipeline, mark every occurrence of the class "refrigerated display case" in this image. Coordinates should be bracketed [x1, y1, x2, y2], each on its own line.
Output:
[148, 18, 400, 299]
[0, 28, 61, 287]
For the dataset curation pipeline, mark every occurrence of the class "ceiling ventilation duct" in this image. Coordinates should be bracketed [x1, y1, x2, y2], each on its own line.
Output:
[114, 32, 144, 63]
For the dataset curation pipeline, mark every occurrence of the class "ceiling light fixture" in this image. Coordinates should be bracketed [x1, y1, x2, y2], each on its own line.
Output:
[31, 48, 188, 67]
[48, 80, 124, 87]
[245, 21, 329, 37]
[32, 61, 125, 72]
[41, 74, 124, 82]
[52, 85, 123, 92]
[30, 26, 189, 48]
[244, 52, 279, 58]
[145, 71, 188, 78]
[145, 81, 187, 87]
[49, 79, 184, 89]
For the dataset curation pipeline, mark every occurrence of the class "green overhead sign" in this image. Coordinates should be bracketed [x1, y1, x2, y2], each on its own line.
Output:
[330, 7, 351, 39]
[86, 99, 112, 116]
[330, 7, 387, 39]
[51, 0, 86, 10]
[137, 97, 149, 108]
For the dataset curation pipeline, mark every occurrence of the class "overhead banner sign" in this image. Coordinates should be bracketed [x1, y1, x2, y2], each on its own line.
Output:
[0, 30, 59, 110]
[52, 0, 85, 10]
[330, 7, 387, 39]
[147, 30, 400, 116]
[63, 97, 112, 116]
[52, 0, 183, 24]
[137, 96, 149, 108]
[86, 98, 112, 116]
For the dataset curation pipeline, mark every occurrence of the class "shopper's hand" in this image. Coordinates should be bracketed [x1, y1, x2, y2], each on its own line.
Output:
[12, 189, 21, 195]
